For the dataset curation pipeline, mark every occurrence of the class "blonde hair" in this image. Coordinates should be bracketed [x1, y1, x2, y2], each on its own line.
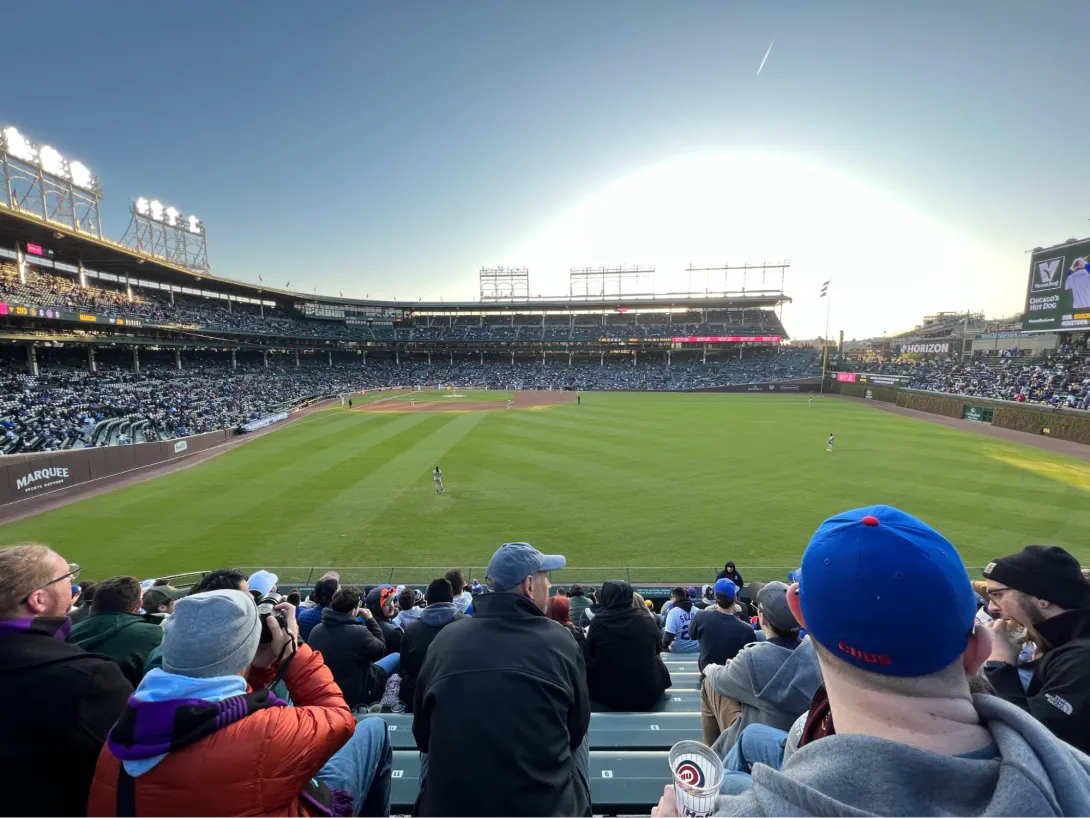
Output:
[632, 592, 647, 609]
[0, 545, 56, 620]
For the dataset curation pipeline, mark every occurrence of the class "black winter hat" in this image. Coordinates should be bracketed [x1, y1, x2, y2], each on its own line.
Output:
[983, 545, 1090, 610]
[426, 577, 454, 605]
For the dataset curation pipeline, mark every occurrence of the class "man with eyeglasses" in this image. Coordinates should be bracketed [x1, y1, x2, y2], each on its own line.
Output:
[982, 545, 1090, 754]
[0, 545, 133, 816]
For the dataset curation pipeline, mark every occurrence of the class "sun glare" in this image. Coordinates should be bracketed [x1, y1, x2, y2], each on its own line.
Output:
[510, 151, 1020, 338]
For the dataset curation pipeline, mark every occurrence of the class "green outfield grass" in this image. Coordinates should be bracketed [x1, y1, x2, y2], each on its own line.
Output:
[0, 393, 1087, 582]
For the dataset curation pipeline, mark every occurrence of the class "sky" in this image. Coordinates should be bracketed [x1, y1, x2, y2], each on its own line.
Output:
[4, 0, 1089, 340]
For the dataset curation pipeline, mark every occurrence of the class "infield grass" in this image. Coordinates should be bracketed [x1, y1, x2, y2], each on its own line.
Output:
[0, 393, 1086, 583]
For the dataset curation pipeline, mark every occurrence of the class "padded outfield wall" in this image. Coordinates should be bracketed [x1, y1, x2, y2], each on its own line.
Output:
[831, 381, 1090, 445]
[0, 430, 230, 511]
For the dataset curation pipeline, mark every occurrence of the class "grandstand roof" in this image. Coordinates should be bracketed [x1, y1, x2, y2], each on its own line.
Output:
[0, 208, 789, 315]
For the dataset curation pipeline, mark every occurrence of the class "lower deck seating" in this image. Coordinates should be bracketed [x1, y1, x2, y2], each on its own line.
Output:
[373, 653, 703, 813]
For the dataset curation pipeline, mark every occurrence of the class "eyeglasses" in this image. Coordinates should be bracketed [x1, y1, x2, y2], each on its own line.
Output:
[19, 562, 81, 606]
[986, 586, 1014, 602]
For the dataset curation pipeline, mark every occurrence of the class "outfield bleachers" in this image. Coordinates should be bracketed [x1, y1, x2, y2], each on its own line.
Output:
[368, 653, 702, 812]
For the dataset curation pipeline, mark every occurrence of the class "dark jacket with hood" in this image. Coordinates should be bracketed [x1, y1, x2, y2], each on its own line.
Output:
[716, 567, 745, 587]
[306, 608, 389, 709]
[984, 607, 1090, 754]
[412, 591, 591, 817]
[585, 580, 672, 711]
[569, 592, 591, 625]
[579, 596, 604, 629]
[0, 616, 133, 817]
[69, 611, 164, 687]
[399, 602, 465, 712]
[365, 586, 402, 655]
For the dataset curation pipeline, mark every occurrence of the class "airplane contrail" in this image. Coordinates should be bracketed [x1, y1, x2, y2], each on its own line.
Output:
[757, 39, 775, 76]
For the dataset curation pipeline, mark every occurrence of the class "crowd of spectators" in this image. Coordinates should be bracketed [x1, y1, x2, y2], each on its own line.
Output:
[2, 514, 1089, 816]
[857, 344, 1090, 410]
[2, 264, 790, 344]
[0, 352, 819, 452]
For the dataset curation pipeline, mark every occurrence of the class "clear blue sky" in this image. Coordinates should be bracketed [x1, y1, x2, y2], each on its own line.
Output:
[4, 0, 1088, 338]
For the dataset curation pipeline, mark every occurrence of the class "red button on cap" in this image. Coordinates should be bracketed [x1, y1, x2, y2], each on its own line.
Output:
[862, 515, 879, 526]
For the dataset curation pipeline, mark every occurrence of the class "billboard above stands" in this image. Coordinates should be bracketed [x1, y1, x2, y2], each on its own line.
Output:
[836, 372, 857, 382]
[892, 339, 961, 356]
[1023, 238, 1090, 331]
[670, 335, 782, 343]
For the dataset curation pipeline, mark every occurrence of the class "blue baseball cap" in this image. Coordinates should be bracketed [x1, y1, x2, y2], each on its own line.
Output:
[712, 578, 738, 598]
[800, 505, 976, 677]
[486, 542, 566, 592]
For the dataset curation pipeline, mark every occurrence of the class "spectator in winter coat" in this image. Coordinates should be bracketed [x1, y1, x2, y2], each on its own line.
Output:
[702, 581, 820, 756]
[88, 589, 393, 817]
[585, 580, 672, 711]
[69, 576, 164, 687]
[69, 580, 98, 625]
[399, 578, 466, 713]
[413, 542, 590, 816]
[568, 584, 590, 624]
[297, 574, 339, 643]
[548, 594, 587, 654]
[0, 546, 133, 817]
[308, 586, 401, 709]
[982, 545, 1090, 754]
[716, 561, 744, 588]
[365, 585, 403, 655]
[655, 506, 1090, 817]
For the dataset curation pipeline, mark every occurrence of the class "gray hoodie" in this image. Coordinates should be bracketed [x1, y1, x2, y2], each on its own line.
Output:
[715, 694, 1090, 816]
[708, 638, 821, 757]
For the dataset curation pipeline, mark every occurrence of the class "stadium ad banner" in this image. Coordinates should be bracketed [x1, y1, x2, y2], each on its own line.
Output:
[1023, 239, 1090, 332]
[891, 339, 961, 356]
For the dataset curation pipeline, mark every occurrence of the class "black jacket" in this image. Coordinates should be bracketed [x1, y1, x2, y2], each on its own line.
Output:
[984, 607, 1090, 754]
[716, 568, 744, 587]
[0, 617, 133, 816]
[307, 608, 388, 709]
[585, 580, 672, 711]
[399, 602, 465, 712]
[412, 592, 591, 817]
[365, 588, 403, 655]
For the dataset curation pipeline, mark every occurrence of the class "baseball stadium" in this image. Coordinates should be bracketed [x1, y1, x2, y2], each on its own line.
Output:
[3, 15, 1090, 812]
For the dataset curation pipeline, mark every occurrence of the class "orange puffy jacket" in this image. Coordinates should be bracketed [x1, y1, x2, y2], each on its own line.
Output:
[87, 644, 355, 816]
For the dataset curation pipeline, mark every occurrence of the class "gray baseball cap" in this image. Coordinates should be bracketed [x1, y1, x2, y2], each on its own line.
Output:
[486, 542, 566, 592]
[757, 581, 801, 634]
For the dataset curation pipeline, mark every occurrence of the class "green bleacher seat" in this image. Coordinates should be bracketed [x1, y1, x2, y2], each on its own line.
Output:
[665, 670, 701, 688]
[389, 750, 672, 813]
[364, 711, 701, 751]
[591, 689, 700, 713]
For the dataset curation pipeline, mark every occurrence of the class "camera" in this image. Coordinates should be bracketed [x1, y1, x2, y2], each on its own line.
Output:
[256, 594, 289, 643]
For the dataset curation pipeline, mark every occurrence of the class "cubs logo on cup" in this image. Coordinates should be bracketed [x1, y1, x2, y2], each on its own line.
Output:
[675, 760, 704, 788]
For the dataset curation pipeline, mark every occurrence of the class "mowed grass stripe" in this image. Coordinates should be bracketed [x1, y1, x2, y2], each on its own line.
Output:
[0, 394, 1085, 580]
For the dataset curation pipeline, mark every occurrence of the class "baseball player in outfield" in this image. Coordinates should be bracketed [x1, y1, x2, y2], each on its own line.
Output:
[826, 433, 835, 452]
[433, 466, 444, 493]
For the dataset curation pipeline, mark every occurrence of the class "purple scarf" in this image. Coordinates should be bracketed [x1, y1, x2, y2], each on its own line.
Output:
[0, 615, 71, 641]
[107, 689, 354, 816]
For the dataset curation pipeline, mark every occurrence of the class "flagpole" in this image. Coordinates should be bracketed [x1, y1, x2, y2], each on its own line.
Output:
[820, 284, 831, 394]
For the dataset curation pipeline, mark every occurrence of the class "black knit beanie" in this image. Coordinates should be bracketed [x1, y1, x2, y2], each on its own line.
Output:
[983, 545, 1090, 609]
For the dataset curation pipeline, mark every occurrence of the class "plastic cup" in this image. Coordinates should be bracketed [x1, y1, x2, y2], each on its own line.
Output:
[668, 740, 723, 817]
[390, 701, 406, 714]
[367, 702, 383, 714]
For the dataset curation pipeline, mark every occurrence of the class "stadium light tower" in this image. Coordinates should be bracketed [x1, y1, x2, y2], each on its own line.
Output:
[480, 266, 530, 301]
[0, 125, 104, 237]
[569, 265, 655, 298]
[121, 196, 209, 273]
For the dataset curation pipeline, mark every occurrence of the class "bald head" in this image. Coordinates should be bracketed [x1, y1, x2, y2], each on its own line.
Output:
[0, 545, 72, 620]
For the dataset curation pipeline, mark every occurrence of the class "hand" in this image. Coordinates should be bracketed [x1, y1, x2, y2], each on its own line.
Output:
[652, 785, 679, 817]
[358, 607, 374, 621]
[702, 663, 718, 677]
[985, 618, 1019, 665]
[275, 601, 299, 640]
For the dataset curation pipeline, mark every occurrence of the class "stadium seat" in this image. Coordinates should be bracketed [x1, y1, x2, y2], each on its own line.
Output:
[591, 689, 700, 713]
[363, 711, 701, 751]
[389, 750, 672, 812]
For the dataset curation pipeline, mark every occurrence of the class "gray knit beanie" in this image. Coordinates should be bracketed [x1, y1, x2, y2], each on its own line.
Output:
[162, 589, 260, 678]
